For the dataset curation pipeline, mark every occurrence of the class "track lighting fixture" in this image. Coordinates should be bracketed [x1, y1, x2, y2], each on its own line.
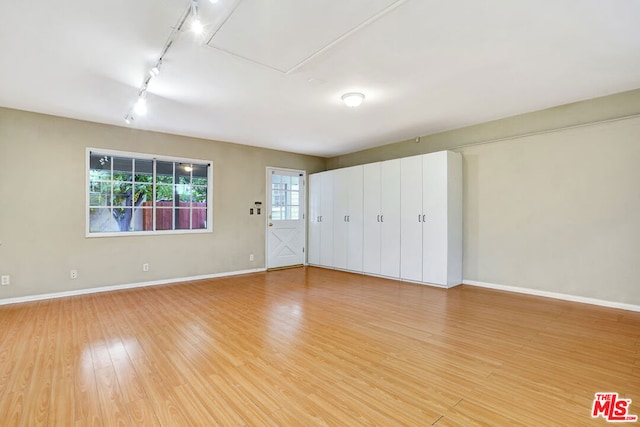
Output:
[125, 0, 206, 125]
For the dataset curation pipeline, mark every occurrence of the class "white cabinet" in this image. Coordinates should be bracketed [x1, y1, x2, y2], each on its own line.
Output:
[308, 171, 334, 267]
[363, 159, 401, 278]
[309, 150, 461, 288]
[400, 151, 462, 287]
[333, 166, 363, 272]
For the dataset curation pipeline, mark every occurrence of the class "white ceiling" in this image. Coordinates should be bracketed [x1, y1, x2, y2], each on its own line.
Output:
[1, 0, 639, 157]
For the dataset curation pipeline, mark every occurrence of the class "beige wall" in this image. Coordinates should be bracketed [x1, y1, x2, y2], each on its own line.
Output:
[328, 89, 640, 306]
[0, 108, 326, 299]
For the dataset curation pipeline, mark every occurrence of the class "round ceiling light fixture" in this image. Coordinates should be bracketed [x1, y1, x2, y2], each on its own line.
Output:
[341, 92, 365, 108]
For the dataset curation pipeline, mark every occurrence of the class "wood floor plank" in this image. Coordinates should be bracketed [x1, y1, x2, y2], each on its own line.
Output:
[0, 267, 638, 426]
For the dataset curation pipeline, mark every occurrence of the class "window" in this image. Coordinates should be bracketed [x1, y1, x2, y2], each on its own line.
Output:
[87, 148, 212, 236]
[270, 173, 301, 220]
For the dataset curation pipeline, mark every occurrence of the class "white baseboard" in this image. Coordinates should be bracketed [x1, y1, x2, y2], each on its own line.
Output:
[463, 279, 640, 313]
[0, 268, 267, 306]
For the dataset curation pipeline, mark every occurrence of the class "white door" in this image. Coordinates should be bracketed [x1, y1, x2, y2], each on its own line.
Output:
[422, 152, 448, 285]
[267, 168, 306, 269]
[346, 166, 364, 272]
[308, 173, 321, 266]
[333, 168, 349, 270]
[379, 158, 401, 278]
[400, 155, 423, 282]
[363, 163, 381, 275]
[319, 172, 334, 267]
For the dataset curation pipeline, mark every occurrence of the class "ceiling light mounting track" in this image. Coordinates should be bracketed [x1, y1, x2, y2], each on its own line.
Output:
[124, 0, 207, 125]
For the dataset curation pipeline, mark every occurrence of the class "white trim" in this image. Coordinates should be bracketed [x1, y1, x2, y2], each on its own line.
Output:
[463, 279, 640, 313]
[0, 268, 266, 306]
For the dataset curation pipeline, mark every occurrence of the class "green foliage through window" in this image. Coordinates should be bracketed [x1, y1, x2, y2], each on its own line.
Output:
[88, 151, 211, 234]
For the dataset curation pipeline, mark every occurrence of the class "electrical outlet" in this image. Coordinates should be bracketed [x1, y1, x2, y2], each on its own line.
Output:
[249, 254, 254, 261]
[1, 275, 9, 285]
[143, 263, 149, 272]
[70, 270, 78, 280]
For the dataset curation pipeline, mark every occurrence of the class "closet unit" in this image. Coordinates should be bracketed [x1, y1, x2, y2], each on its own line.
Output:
[308, 150, 462, 288]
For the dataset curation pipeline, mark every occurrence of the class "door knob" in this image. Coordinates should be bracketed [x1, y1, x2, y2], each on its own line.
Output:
[268, 223, 273, 227]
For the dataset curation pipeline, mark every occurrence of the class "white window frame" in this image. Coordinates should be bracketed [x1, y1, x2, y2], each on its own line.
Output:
[86, 147, 213, 237]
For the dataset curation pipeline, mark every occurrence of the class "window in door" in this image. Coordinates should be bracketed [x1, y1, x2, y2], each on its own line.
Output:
[271, 174, 301, 220]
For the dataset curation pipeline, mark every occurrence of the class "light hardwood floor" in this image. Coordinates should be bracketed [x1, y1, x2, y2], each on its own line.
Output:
[0, 267, 638, 426]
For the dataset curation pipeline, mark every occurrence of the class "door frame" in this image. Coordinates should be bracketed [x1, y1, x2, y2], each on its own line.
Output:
[265, 167, 307, 269]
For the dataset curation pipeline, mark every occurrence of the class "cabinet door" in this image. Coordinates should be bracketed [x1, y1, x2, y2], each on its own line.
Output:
[400, 156, 423, 282]
[362, 163, 381, 275]
[422, 152, 448, 285]
[308, 173, 321, 265]
[319, 171, 334, 267]
[346, 166, 363, 272]
[379, 159, 401, 278]
[332, 168, 348, 270]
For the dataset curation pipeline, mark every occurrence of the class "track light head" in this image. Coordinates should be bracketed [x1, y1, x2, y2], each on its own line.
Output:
[150, 60, 162, 77]
[134, 92, 147, 116]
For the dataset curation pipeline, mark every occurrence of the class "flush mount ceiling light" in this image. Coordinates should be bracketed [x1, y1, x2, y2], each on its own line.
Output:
[341, 92, 365, 108]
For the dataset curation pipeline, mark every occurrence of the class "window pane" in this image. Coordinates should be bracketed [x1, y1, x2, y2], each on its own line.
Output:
[192, 209, 207, 229]
[156, 185, 173, 202]
[134, 184, 152, 205]
[156, 161, 173, 183]
[89, 181, 111, 206]
[111, 208, 133, 231]
[90, 154, 111, 180]
[192, 164, 207, 178]
[156, 208, 173, 230]
[192, 186, 207, 203]
[113, 157, 132, 181]
[175, 208, 190, 230]
[113, 183, 134, 206]
[177, 185, 191, 204]
[89, 208, 114, 232]
[177, 164, 191, 184]
[291, 206, 299, 220]
[130, 207, 150, 231]
[134, 159, 153, 182]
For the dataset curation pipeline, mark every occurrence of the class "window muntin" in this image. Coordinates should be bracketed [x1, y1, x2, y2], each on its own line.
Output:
[87, 149, 212, 236]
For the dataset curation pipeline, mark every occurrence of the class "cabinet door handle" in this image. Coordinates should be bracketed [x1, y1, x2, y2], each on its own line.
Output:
[347, 215, 350, 222]
[319, 216, 322, 222]
[418, 214, 421, 223]
[381, 215, 384, 222]
[377, 215, 380, 222]
[423, 214, 426, 222]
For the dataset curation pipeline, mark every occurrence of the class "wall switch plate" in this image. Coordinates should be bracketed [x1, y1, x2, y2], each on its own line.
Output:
[1, 275, 9, 285]
[70, 270, 78, 279]
[249, 254, 254, 261]
[143, 263, 149, 272]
